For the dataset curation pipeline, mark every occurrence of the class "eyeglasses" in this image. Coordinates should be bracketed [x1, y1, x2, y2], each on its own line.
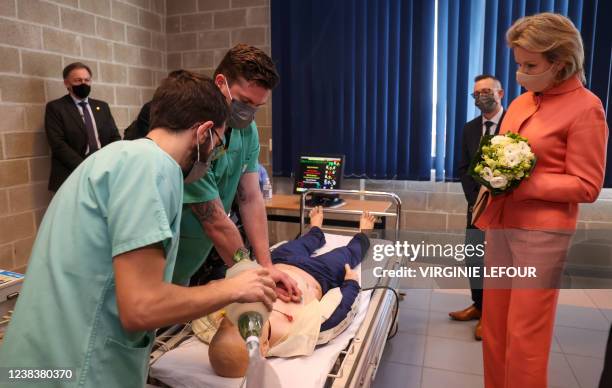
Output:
[471, 88, 497, 99]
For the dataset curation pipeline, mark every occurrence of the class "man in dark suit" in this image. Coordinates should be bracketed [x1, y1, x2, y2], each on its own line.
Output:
[449, 74, 505, 340]
[45, 62, 121, 192]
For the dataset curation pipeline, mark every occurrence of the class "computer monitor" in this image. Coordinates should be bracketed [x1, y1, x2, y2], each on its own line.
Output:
[294, 154, 346, 207]
[294, 154, 344, 193]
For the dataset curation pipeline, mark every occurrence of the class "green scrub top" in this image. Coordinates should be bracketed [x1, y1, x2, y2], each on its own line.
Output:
[173, 123, 260, 285]
[0, 139, 183, 388]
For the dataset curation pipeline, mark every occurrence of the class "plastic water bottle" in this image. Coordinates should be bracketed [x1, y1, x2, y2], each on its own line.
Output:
[224, 250, 270, 342]
[263, 178, 273, 201]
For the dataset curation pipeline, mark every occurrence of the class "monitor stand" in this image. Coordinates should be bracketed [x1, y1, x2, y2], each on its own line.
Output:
[305, 194, 346, 209]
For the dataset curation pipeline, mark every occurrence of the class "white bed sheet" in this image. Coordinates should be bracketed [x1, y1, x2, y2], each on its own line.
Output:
[150, 234, 374, 388]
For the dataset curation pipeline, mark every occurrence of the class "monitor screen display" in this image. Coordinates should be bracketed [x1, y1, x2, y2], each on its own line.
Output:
[294, 155, 344, 194]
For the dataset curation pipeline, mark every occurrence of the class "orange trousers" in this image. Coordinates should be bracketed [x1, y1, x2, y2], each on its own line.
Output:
[482, 229, 571, 388]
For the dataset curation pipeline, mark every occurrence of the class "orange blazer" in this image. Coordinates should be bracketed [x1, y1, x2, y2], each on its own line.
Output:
[475, 76, 609, 230]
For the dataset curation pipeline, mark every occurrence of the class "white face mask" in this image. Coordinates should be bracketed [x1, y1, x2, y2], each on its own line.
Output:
[516, 64, 557, 92]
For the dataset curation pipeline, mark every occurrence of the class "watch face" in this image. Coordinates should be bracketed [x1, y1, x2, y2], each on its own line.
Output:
[233, 248, 250, 263]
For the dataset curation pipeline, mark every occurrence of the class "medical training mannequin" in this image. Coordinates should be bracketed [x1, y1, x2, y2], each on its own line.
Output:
[206, 207, 376, 377]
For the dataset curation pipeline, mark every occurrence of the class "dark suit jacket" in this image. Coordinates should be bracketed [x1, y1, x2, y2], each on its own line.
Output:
[45, 94, 121, 191]
[457, 111, 505, 225]
[123, 101, 151, 140]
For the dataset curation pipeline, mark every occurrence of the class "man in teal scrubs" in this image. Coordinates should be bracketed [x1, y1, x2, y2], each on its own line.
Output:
[0, 72, 276, 388]
[174, 44, 301, 303]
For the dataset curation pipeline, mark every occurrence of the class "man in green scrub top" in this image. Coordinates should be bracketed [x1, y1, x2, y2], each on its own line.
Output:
[0, 72, 276, 388]
[174, 44, 301, 303]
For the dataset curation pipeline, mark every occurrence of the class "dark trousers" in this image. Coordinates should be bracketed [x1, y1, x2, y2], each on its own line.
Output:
[271, 227, 370, 293]
[465, 224, 484, 311]
[601, 323, 612, 388]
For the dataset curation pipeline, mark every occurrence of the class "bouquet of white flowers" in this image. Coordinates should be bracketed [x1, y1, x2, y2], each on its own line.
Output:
[469, 132, 536, 195]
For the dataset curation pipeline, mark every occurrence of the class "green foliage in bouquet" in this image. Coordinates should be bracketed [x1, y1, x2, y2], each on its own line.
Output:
[468, 132, 537, 196]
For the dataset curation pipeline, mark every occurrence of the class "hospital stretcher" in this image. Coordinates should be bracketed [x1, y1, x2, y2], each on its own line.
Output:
[148, 190, 403, 388]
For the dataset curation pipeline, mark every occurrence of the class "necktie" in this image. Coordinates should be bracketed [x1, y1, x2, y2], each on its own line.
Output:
[78, 101, 99, 154]
[484, 121, 495, 136]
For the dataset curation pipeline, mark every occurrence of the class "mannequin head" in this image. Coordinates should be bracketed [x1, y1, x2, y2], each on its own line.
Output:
[208, 317, 270, 378]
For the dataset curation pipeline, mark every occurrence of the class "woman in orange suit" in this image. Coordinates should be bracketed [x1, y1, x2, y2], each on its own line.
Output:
[475, 13, 609, 388]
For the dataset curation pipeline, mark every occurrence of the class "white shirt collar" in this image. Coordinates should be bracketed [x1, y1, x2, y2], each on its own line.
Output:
[70, 94, 89, 105]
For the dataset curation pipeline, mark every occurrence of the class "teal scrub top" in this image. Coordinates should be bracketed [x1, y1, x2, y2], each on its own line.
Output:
[173, 123, 260, 285]
[0, 139, 183, 388]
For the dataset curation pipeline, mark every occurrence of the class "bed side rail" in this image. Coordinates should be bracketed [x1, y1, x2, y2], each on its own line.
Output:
[327, 249, 402, 387]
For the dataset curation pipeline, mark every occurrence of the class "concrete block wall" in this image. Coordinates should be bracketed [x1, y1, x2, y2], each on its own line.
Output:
[0, 0, 166, 272]
[164, 0, 272, 173]
[0, 0, 272, 272]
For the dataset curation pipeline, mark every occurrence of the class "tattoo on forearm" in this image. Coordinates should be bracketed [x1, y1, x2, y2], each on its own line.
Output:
[191, 200, 224, 224]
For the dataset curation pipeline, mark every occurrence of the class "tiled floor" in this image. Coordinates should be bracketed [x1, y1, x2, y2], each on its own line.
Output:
[373, 289, 611, 388]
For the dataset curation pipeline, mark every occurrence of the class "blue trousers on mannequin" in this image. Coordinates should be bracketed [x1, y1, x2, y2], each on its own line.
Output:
[270, 226, 370, 294]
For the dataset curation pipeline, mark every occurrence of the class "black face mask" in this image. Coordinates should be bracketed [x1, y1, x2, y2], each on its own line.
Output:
[72, 83, 91, 99]
[222, 75, 258, 129]
[475, 94, 497, 114]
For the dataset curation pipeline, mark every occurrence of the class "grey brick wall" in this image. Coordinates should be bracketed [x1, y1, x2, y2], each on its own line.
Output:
[0, 0, 272, 272]
[164, 0, 272, 174]
[0, 0, 166, 272]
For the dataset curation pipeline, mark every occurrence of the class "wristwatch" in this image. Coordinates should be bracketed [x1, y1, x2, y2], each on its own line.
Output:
[233, 247, 250, 263]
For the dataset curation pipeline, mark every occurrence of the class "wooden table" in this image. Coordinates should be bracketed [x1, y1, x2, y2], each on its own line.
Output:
[265, 194, 393, 230]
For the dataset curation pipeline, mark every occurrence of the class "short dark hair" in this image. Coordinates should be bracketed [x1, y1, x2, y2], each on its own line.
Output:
[150, 71, 229, 133]
[63, 62, 92, 80]
[474, 74, 502, 87]
[168, 69, 189, 78]
[214, 44, 279, 90]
